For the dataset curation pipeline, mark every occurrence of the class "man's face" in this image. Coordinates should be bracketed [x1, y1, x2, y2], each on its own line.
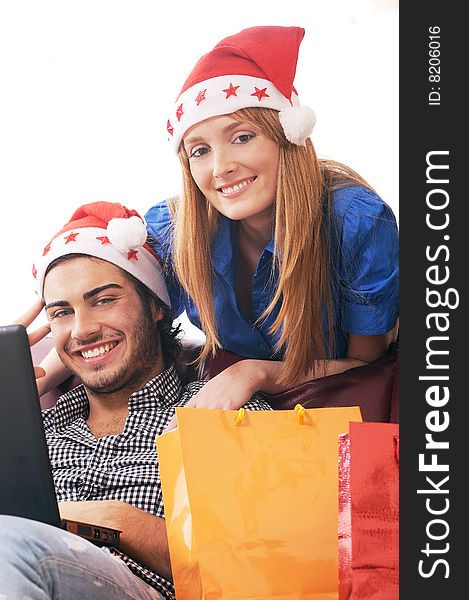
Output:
[43, 256, 164, 395]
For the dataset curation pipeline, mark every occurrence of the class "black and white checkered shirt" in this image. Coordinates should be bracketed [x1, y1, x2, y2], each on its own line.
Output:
[42, 365, 271, 600]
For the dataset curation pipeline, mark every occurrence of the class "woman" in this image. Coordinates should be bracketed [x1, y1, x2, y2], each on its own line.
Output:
[145, 25, 399, 417]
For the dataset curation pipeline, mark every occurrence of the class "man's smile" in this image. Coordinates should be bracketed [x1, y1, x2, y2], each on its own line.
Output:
[78, 341, 119, 359]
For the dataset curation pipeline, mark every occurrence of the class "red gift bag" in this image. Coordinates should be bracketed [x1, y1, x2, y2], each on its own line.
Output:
[338, 422, 399, 599]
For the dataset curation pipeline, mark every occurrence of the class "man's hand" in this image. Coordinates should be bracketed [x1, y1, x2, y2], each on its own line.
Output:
[59, 500, 172, 582]
[59, 500, 123, 530]
[13, 298, 50, 379]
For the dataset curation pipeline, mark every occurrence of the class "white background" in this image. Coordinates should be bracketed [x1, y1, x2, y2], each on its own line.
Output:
[0, 0, 398, 330]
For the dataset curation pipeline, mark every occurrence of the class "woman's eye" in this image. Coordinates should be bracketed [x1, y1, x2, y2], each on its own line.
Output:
[189, 146, 209, 158]
[234, 133, 254, 144]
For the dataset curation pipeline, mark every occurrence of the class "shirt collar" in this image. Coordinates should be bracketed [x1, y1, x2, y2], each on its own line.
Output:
[265, 237, 275, 254]
[51, 365, 183, 431]
[128, 364, 183, 412]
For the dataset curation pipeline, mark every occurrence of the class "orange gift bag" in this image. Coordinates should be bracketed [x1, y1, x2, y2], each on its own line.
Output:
[157, 405, 362, 599]
[338, 422, 399, 599]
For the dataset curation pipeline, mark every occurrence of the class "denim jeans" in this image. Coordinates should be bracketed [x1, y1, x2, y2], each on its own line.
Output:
[0, 515, 166, 600]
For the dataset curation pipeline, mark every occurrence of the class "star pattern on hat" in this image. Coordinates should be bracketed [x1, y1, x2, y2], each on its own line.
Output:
[64, 232, 79, 244]
[251, 87, 270, 101]
[34, 201, 171, 308]
[167, 27, 314, 152]
[223, 83, 240, 99]
[195, 89, 207, 105]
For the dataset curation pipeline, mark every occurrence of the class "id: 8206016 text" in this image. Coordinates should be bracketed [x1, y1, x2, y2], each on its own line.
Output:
[428, 26, 441, 106]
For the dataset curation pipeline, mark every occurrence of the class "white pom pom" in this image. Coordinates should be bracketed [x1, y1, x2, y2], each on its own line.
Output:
[107, 216, 147, 253]
[278, 105, 316, 146]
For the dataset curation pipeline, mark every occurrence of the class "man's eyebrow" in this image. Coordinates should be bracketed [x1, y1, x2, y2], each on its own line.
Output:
[44, 300, 69, 311]
[45, 284, 124, 310]
[83, 284, 124, 301]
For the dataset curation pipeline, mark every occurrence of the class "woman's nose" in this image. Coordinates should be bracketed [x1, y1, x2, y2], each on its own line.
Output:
[212, 147, 236, 179]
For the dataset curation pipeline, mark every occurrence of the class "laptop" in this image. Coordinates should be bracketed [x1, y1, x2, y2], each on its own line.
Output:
[0, 324, 121, 547]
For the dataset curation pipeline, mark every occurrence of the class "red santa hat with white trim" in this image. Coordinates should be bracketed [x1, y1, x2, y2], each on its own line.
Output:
[33, 201, 170, 307]
[167, 25, 316, 152]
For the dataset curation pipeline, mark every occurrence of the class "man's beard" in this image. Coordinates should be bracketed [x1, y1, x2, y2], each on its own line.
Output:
[63, 310, 161, 396]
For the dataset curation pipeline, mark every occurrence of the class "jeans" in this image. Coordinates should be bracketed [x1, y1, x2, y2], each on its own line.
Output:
[0, 515, 165, 600]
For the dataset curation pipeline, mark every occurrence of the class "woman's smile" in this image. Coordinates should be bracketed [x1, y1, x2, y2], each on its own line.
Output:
[217, 176, 257, 197]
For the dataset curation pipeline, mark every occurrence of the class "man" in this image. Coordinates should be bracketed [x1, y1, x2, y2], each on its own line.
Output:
[0, 202, 270, 600]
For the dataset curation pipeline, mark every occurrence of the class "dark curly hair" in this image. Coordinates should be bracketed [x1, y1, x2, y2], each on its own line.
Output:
[125, 272, 182, 367]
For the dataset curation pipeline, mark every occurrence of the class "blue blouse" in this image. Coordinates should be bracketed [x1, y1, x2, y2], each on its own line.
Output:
[145, 185, 399, 360]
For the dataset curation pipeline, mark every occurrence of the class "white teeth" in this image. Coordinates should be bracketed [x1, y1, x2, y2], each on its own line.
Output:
[221, 177, 254, 194]
[81, 342, 117, 359]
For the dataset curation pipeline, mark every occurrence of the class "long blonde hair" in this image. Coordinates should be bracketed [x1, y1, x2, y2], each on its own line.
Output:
[170, 107, 371, 386]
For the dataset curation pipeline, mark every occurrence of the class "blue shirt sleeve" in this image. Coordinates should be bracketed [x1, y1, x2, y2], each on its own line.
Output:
[145, 200, 186, 317]
[333, 186, 399, 336]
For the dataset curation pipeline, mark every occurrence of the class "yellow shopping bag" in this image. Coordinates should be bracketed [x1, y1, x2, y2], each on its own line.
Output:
[157, 405, 362, 599]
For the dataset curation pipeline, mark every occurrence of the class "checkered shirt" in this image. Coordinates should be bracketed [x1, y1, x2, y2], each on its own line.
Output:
[42, 365, 271, 600]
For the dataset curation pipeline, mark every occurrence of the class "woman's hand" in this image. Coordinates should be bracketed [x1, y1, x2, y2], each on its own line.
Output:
[164, 359, 263, 432]
[13, 298, 72, 395]
[13, 298, 50, 379]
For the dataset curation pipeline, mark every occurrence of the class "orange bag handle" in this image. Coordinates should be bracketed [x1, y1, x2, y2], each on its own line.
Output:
[295, 403, 306, 424]
[234, 404, 306, 426]
[234, 408, 245, 426]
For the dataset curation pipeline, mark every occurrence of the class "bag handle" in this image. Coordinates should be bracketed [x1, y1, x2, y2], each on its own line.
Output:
[234, 408, 245, 426]
[394, 434, 399, 464]
[294, 404, 306, 424]
[234, 404, 306, 426]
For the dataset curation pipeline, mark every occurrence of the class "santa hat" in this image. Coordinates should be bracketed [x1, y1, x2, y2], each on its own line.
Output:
[33, 201, 170, 307]
[167, 25, 316, 152]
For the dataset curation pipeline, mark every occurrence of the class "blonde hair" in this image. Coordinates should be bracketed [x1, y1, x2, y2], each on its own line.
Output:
[171, 107, 371, 386]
